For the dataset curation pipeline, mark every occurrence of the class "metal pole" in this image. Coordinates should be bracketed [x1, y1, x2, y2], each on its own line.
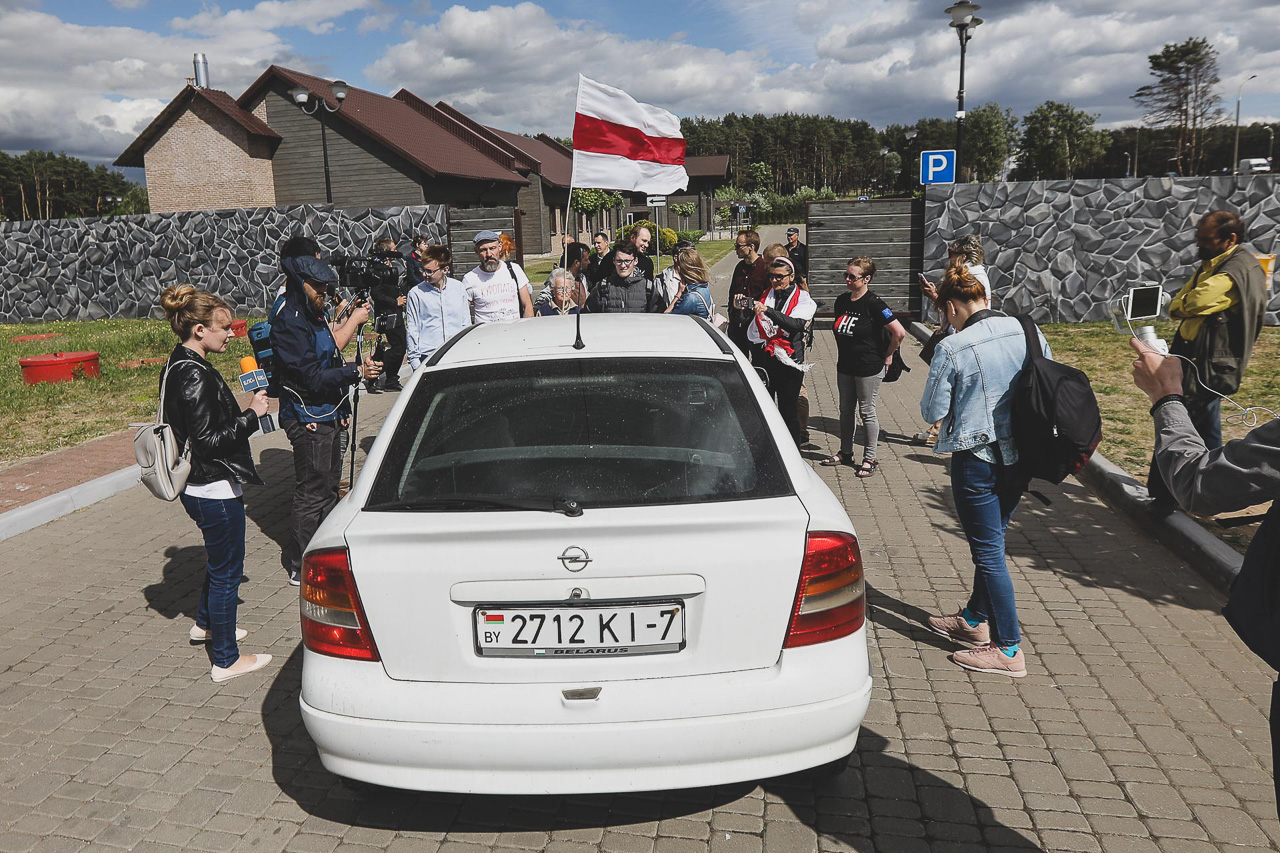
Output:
[1268, 127, 1274, 164]
[1133, 127, 1139, 178]
[1233, 94, 1242, 176]
[320, 110, 333, 204]
[956, 26, 968, 181]
[1123, 152, 1130, 178]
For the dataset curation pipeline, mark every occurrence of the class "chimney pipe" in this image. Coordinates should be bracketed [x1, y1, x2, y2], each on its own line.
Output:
[193, 53, 210, 89]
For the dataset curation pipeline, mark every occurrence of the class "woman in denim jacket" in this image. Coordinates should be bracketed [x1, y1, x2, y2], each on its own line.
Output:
[920, 267, 1050, 678]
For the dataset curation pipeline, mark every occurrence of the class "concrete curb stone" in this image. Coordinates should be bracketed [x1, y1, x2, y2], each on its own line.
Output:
[905, 319, 1242, 593]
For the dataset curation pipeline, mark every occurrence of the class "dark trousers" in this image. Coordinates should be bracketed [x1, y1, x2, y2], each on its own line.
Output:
[180, 494, 246, 668]
[282, 419, 343, 575]
[375, 321, 407, 385]
[950, 450, 1026, 648]
[755, 350, 805, 446]
[1147, 396, 1222, 504]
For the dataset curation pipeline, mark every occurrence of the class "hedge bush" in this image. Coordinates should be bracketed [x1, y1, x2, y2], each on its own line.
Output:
[675, 229, 705, 244]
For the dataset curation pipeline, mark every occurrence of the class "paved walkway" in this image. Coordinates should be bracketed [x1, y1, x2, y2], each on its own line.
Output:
[0, 272, 1277, 853]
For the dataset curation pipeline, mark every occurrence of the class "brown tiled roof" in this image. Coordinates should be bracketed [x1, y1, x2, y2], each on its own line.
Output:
[487, 128, 573, 189]
[390, 90, 520, 173]
[685, 155, 730, 178]
[114, 86, 279, 168]
[237, 66, 526, 185]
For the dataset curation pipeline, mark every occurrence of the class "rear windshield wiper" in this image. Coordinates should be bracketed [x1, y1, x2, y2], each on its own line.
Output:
[365, 495, 584, 516]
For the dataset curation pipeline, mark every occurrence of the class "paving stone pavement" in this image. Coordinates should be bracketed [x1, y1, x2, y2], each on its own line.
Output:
[0, 320, 1276, 853]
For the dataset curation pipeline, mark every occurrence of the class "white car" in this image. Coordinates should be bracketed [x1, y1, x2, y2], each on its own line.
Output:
[298, 314, 873, 794]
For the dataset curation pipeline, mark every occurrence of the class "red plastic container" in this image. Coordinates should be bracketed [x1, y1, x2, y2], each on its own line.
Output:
[19, 352, 102, 385]
[230, 318, 248, 338]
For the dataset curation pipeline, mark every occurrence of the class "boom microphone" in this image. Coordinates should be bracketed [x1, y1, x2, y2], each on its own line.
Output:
[239, 356, 276, 434]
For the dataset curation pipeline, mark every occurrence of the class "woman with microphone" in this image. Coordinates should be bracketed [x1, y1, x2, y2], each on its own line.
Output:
[160, 284, 273, 684]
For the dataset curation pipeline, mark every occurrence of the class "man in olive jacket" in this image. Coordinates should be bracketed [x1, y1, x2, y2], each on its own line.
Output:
[1148, 210, 1266, 508]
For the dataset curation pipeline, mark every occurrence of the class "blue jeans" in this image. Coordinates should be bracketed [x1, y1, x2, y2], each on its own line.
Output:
[180, 493, 246, 668]
[950, 450, 1026, 647]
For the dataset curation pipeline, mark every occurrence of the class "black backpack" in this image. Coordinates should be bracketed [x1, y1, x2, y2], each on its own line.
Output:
[1011, 315, 1102, 484]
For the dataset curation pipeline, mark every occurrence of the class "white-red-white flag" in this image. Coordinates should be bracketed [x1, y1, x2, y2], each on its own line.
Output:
[571, 75, 688, 194]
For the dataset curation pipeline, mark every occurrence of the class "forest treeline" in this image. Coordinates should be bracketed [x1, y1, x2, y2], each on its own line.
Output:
[0, 150, 147, 222]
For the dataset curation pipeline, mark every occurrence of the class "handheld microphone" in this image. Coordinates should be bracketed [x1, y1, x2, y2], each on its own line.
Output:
[238, 356, 276, 434]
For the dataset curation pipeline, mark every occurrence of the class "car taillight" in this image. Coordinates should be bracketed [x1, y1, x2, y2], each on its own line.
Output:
[301, 548, 380, 661]
[784, 532, 865, 648]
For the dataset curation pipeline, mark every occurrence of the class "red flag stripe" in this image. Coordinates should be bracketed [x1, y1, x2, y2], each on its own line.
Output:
[573, 113, 686, 166]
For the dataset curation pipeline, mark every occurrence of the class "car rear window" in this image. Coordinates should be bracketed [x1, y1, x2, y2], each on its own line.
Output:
[365, 357, 793, 511]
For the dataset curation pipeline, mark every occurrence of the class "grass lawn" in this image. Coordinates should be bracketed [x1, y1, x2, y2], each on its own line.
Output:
[1043, 320, 1280, 553]
[0, 318, 256, 468]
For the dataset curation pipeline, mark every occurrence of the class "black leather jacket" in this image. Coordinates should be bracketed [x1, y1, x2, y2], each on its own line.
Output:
[161, 344, 264, 487]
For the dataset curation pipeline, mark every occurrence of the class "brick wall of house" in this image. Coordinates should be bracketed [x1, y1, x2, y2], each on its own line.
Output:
[143, 98, 276, 213]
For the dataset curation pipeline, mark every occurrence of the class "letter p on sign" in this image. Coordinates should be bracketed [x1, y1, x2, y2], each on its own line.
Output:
[920, 150, 957, 185]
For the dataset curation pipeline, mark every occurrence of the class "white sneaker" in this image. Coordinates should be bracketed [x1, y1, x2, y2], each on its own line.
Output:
[211, 653, 273, 684]
[189, 625, 248, 642]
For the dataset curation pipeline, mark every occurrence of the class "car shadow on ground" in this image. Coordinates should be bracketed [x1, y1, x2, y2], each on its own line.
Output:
[261, 647, 1041, 849]
[913, 480, 1224, 612]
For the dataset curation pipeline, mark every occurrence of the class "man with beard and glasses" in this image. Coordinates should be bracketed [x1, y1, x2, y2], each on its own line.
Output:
[1146, 209, 1267, 510]
[462, 230, 533, 323]
[274, 254, 381, 586]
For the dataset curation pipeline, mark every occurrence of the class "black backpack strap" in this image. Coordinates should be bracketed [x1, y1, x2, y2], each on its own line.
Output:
[1015, 314, 1042, 364]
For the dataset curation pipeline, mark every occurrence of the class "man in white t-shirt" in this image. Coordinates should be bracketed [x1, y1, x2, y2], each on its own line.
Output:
[462, 230, 533, 323]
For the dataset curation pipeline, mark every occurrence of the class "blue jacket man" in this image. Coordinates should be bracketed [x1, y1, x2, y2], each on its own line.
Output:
[274, 254, 380, 584]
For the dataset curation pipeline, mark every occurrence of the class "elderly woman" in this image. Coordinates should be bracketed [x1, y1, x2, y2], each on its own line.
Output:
[921, 265, 1050, 678]
[535, 269, 582, 316]
[747, 257, 816, 445]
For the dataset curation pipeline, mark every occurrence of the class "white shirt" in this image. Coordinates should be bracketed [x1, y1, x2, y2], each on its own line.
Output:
[184, 480, 243, 499]
[463, 262, 530, 324]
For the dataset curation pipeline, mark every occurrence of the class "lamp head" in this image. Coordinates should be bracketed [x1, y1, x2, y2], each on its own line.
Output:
[330, 79, 349, 103]
[945, 1, 982, 28]
[288, 86, 310, 106]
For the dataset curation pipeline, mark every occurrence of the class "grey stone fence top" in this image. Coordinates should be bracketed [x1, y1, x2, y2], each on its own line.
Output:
[925, 176, 1280, 324]
[0, 204, 447, 324]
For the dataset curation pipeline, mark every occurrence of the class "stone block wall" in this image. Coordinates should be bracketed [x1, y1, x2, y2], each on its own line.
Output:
[145, 97, 277, 214]
[925, 177, 1280, 324]
[0, 204, 447, 324]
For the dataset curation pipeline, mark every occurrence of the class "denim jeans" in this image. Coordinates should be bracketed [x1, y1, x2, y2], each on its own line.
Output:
[1147, 396, 1222, 504]
[837, 370, 884, 459]
[950, 449, 1026, 647]
[283, 419, 343, 575]
[180, 493, 246, 668]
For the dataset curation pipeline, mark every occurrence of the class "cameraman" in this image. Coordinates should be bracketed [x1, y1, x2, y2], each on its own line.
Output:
[367, 237, 407, 392]
[275, 254, 381, 586]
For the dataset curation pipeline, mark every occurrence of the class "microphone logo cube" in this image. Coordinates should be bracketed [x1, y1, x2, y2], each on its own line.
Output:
[240, 368, 269, 394]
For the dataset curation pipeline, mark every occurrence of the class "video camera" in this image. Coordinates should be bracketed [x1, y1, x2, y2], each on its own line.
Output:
[328, 250, 406, 332]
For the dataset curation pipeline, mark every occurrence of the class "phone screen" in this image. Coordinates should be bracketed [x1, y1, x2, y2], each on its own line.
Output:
[1127, 285, 1163, 320]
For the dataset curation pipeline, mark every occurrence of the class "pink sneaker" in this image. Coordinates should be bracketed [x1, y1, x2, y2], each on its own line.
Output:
[926, 609, 990, 645]
[952, 644, 1027, 678]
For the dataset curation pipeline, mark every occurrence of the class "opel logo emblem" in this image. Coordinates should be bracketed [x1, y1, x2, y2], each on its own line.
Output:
[559, 546, 591, 573]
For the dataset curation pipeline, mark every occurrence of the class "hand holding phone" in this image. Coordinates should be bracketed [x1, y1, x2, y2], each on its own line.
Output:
[733, 294, 750, 309]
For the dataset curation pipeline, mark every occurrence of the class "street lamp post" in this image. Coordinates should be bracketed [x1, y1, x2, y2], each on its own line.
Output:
[1233, 74, 1258, 175]
[288, 80, 350, 204]
[1267, 126, 1275, 167]
[880, 147, 890, 189]
[1123, 152, 1131, 179]
[945, 2, 983, 181]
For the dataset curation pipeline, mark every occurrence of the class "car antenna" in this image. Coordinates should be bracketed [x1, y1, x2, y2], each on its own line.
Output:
[572, 306, 585, 349]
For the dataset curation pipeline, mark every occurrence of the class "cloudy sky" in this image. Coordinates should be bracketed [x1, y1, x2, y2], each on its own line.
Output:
[2, 0, 1277, 166]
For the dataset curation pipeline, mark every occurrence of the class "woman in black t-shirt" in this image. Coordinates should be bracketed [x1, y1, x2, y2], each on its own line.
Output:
[820, 256, 906, 476]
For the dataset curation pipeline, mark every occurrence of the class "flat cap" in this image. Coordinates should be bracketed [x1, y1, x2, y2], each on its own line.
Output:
[473, 230, 501, 245]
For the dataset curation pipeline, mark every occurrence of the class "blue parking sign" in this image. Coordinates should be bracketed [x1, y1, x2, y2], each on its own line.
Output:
[920, 150, 956, 185]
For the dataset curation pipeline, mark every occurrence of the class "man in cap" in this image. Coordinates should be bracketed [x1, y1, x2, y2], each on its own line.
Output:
[274, 253, 380, 586]
[462, 230, 533, 322]
[786, 227, 808, 278]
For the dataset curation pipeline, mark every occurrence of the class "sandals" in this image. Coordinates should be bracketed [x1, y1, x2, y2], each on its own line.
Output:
[820, 451, 854, 467]
[855, 459, 879, 478]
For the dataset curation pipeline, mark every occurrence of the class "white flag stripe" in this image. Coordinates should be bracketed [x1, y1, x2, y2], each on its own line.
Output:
[575, 74, 683, 140]
[572, 150, 689, 194]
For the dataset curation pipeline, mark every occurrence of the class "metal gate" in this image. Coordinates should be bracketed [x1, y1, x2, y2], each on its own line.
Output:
[805, 199, 924, 316]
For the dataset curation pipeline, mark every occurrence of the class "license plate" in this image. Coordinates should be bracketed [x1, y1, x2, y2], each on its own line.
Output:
[474, 602, 685, 658]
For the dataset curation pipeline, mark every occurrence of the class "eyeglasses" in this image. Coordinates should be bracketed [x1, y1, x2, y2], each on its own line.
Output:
[768, 272, 791, 280]
[614, 257, 636, 266]
[734, 243, 748, 251]
[845, 273, 867, 281]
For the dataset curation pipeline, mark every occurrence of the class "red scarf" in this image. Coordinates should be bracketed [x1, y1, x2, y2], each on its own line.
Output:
[754, 286, 801, 357]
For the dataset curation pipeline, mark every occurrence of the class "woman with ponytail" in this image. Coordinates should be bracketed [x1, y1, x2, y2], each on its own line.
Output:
[160, 285, 273, 684]
[919, 266, 1050, 679]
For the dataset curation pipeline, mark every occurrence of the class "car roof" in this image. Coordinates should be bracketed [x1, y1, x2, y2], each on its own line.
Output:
[431, 315, 734, 367]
